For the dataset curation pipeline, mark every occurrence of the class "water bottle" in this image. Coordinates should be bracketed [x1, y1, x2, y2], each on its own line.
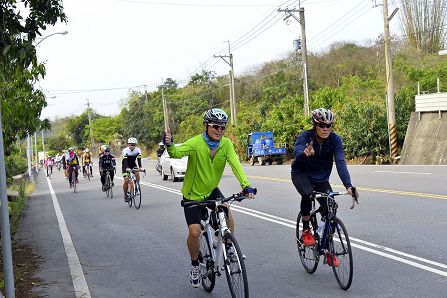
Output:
[317, 222, 324, 238]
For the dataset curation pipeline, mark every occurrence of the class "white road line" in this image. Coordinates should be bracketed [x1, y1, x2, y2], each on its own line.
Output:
[46, 177, 91, 298]
[137, 182, 447, 277]
[373, 170, 432, 175]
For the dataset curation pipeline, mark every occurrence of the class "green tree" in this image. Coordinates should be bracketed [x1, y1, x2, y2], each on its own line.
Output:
[90, 116, 121, 145]
[1, 0, 66, 154]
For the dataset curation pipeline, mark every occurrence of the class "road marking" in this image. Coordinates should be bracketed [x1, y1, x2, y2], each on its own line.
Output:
[244, 175, 447, 200]
[137, 182, 447, 277]
[46, 177, 91, 298]
[373, 170, 432, 175]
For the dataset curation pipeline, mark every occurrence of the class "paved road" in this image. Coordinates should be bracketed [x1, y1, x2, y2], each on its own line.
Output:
[15, 160, 447, 297]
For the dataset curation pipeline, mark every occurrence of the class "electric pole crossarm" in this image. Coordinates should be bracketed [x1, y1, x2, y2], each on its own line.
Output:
[214, 55, 231, 66]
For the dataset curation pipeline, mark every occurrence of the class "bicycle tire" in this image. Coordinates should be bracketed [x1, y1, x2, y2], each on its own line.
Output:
[296, 212, 319, 274]
[328, 217, 353, 290]
[109, 175, 113, 199]
[199, 231, 216, 292]
[105, 174, 111, 198]
[133, 181, 141, 209]
[223, 232, 249, 298]
[128, 179, 133, 207]
[72, 170, 77, 193]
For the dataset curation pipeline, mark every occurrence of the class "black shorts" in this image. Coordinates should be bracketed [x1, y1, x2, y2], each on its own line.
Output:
[183, 188, 228, 226]
[291, 172, 332, 217]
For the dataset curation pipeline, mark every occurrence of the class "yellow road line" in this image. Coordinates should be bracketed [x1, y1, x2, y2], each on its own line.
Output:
[244, 175, 447, 201]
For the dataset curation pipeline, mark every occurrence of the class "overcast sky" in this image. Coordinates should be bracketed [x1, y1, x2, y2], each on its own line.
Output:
[37, 0, 401, 120]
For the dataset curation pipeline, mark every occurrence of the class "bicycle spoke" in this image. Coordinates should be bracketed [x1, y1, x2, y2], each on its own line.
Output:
[296, 212, 319, 274]
[223, 232, 248, 298]
[329, 218, 353, 290]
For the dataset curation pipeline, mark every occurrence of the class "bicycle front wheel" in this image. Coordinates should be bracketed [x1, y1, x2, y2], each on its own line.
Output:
[133, 181, 141, 209]
[108, 176, 113, 199]
[199, 231, 215, 292]
[296, 212, 319, 274]
[223, 232, 249, 298]
[328, 217, 353, 290]
[105, 174, 111, 198]
[72, 171, 77, 193]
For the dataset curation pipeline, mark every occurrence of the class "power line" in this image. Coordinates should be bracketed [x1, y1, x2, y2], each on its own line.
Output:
[113, 0, 278, 7]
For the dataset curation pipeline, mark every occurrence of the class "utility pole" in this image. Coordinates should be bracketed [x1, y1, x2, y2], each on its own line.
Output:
[27, 133, 32, 177]
[279, 6, 310, 116]
[382, 0, 398, 160]
[0, 106, 16, 298]
[214, 41, 237, 126]
[86, 99, 93, 148]
[34, 132, 38, 168]
[161, 79, 169, 131]
[42, 130, 46, 158]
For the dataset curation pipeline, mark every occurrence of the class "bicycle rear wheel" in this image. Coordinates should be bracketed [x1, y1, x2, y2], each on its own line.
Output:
[133, 181, 141, 209]
[199, 231, 215, 292]
[296, 212, 319, 274]
[328, 217, 353, 290]
[223, 232, 249, 298]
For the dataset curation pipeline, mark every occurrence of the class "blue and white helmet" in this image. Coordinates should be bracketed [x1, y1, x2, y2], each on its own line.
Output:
[203, 108, 228, 124]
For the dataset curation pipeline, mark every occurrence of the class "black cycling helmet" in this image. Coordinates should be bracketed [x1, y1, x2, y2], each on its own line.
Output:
[203, 108, 228, 124]
[311, 108, 335, 125]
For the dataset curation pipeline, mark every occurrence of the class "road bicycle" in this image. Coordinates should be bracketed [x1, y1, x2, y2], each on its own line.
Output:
[68, 165, 79, 193]
[46, 164, 53, 178]
[181, 189, 257, 298]
[296, 189, 358, 290]
[126, 167, 146, 209]
[103, 168, 114, 199]
[84, 162, 92, 181]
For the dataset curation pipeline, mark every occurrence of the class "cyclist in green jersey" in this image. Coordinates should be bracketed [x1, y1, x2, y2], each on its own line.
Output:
[164, 108, 256, 288]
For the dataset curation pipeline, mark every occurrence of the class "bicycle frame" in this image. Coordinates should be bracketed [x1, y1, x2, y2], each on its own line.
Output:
[202, 204, 231, 275]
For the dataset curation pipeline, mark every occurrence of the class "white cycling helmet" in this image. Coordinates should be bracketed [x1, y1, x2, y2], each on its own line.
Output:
[311, 108, 335, 125]
[203, 108, 228, 124]
[85, 148, 89, 153]
[127, 137, 137, 144]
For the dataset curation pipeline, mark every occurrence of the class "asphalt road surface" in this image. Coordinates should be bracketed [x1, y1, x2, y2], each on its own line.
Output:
[16, 160, 447, 297]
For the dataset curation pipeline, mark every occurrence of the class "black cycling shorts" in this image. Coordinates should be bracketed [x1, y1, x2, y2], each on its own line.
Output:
[291, 172, 332, 217]
[183, 188, 229, 226]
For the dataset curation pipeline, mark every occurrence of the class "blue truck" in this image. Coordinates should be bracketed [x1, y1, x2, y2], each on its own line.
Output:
[247, 131, 286, 166]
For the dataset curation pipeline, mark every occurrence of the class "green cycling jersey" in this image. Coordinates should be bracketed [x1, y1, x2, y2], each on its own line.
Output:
[167, 134, 250, 201]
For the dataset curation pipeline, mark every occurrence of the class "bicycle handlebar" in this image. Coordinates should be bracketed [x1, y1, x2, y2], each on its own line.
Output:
[312, 188, 359, 210]
[181, 188, 257, 208]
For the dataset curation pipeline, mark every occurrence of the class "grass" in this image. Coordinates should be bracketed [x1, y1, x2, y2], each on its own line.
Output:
[1, 178, 41, 297]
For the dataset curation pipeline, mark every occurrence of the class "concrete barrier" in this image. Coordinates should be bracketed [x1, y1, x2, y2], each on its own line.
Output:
[400, 111, 447, 164]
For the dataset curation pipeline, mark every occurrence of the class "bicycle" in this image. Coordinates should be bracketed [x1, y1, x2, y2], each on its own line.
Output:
[84, 162, 92, 181]
[103, 168, 114, 199]
[68, 165, 78, 193]
[56, 161, 61, 171]
[296, 189, 358, 290]
[126, 167, 146, 209]
[181, 189, 257, 298]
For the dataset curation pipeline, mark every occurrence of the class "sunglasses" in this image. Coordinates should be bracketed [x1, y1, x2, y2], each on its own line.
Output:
[128, 144, 136, 146]
[208, 124, 226, 131]
[316, 123, 333, 129]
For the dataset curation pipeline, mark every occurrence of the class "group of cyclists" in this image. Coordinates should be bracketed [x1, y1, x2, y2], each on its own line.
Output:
[162, 107, 359, 288]
[46, 106, 359, 290]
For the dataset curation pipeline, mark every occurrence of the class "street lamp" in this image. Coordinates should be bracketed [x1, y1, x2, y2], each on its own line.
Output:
[35, 30, 68, 46]
[26, 32, 67, 175]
